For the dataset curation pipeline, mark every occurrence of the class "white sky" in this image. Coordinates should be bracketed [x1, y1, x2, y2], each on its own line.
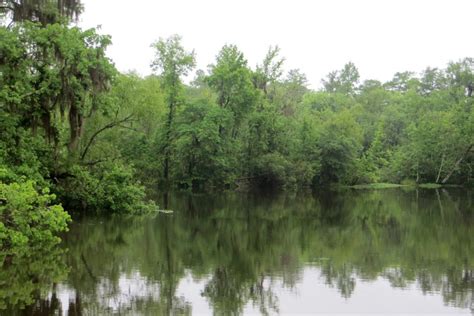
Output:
[79, 0, 474, 89]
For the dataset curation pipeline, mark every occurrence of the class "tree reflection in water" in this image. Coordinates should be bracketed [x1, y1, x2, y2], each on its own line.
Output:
[0, 246, 68, 314]
[3, 188, 474, 315]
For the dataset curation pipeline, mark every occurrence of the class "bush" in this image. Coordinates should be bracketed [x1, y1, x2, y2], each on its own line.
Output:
[57, 162, 155, 214]
[0, 178, 71, 255]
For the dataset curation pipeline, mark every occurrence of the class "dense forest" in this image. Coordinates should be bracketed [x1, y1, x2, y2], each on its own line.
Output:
[0, 1, 473, 257]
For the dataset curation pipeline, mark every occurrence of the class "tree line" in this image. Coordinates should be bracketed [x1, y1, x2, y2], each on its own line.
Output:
[115, 40, 473, 190]
[0, 1, 473, 255]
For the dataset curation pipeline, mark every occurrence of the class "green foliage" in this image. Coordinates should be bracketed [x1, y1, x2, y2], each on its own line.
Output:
[322, 62, 360, 95]
[0, 0, 83, 25]
[207, 44, 257, 131]
[253, 45, 285, 97]
[107, 47, 473, 189]
[347, 183, 404, 189]
[0, 22, 115, 155]
[56, 163, 154, 214]
[302, 91, 355, 112]
[0, 21, 162, 291]
[0, 176, 70, 254]
[1, 21, 153, 221]
[150, 35, 196, 184]
[173, 100, 235, 188]
[384, 71, 419, 92]
[316, 110, 363, 185]
[0, 246, 68, 310]
[2, 20, 474, 229]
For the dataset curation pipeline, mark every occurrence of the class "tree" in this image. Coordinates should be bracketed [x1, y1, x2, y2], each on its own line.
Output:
[271, 69, 308, 116]
[0, 0, 83, 25]
[322, 62, 360, 95]
[446, 58, 474, 97]
[0, 22, 115, 160]
[316, 110, 363, 185]
[1, 22, 154, 215]
[0, 173, 70, 253]
[173, 100, 233, 188]
[419, 67, 447, 96]
[206, 44, 257, 137]
[384, 71, 419, 92]
[151, 35, 195, 183]
[253, 45, 285, 98]
[97, 74, 167, 187]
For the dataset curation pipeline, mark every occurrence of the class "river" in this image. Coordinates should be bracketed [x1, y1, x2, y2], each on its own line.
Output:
[2, 188, 474, 315]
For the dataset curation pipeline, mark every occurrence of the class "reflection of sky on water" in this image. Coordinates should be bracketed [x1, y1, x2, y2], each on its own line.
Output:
[50, 267, 471, 315]
[273, 268, 470, 314]
[55, 271, 163, 315]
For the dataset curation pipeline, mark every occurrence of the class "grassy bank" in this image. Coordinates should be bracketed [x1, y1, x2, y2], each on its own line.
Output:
[342, 183, 458, 190]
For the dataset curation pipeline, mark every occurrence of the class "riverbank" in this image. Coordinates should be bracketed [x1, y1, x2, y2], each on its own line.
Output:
[342, 183, 465, 190]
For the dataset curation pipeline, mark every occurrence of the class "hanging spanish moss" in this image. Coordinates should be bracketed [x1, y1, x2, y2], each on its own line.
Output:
[0, 0, 83, 25]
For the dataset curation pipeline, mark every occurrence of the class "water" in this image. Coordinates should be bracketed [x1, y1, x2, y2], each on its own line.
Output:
[2, 188, 474, 315]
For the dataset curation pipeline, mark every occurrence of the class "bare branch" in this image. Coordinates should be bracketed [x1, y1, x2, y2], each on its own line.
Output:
[80, 114, 133, 161]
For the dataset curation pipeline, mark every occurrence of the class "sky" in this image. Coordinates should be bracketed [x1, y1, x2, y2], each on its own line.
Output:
[78, 0, 474, 89]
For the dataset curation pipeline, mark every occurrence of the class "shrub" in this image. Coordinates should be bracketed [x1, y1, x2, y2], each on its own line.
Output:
[57, 162, 155, 214]
[0, 179, 71, 255]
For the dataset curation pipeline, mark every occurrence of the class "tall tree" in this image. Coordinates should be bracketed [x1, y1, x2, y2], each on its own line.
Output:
[384, 71, 418, 92]
[0, 23, 115, 157]
[322, 62, 360, 95]
[206, 44, 256, 138]
[271, 69, 308, 116]
[446, 58, 474, 97]
[253, 45, 285, 98]
[151, 35, 195, 183]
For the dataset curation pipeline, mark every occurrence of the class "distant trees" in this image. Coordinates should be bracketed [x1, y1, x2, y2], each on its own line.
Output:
[253, 45, 285, 98]
[112, 49, 472, 189]
[322, 62, 360, 95]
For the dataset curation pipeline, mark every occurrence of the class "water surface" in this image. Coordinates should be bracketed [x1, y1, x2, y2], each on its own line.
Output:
[2, 188, 474, 315]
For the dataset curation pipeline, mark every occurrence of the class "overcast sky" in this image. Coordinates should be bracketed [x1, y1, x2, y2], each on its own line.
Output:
[79, 0, 474, 88]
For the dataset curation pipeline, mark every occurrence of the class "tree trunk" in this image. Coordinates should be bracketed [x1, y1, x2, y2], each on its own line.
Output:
[163, 99, 175, 182]
[163, 155, 170, 181]
[68, 104, 85, 153]
[441, 144, 473, 184]
[436, 154, 445, 183]
[415, 162, 420, 184]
